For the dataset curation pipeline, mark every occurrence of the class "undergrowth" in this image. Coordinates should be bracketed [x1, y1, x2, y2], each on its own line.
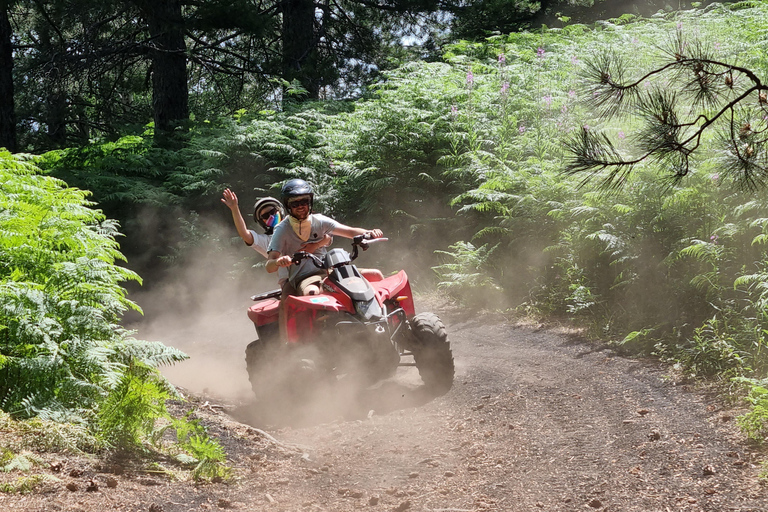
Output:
[0, 152, 229, 485]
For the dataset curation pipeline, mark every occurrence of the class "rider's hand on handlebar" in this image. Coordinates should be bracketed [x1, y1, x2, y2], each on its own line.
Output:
[365, 229, 383, 239]
[276, 255, 293, 267]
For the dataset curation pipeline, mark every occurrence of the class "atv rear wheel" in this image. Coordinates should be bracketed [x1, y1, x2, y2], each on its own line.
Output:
[245, 323, 282, 400]
[409, 313, 454, 394]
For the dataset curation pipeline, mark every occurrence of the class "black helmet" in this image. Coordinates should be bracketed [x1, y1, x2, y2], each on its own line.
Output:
[253, 197, 285, 235]
[281, 178, 314, 212]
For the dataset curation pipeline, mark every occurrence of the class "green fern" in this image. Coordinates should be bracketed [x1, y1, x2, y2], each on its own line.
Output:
[97, 362, 177, 449]
[1, 152, 189, 454]
[2, 452, 44, 472]
[734, 378, 768, 443]
[0, 475, 57, 494]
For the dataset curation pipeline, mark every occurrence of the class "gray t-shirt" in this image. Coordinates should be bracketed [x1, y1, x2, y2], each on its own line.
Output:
[268, 214, 339, 286]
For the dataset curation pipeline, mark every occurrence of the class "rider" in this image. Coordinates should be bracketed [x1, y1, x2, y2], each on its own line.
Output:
[221, 188, 331, 260]
[266, 178, 383, 295]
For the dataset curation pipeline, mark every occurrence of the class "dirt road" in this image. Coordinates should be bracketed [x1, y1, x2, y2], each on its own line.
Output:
[2, 302, 767, 512]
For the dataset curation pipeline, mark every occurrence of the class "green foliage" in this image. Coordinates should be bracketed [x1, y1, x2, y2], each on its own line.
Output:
[674, 318, 749, 378]
[2, 151, 140, 418]
[433, 242, 501, 306]
[1, 452, 44, 473]
[615, 328, 657, 355]
[97, 363, 230, 481]
[0, 475, 56, 494]
[0, 152, 202, 462]
[153, 412, 230, 481]
[0, 409, 99, 454]
[97, 362, 177, 449]
[37, 135, 183, 211]
[735, 378, 768, 443]
[323, 61, 460, 221]
[184, 434, 230, 481]
[39, 110, 335, 270]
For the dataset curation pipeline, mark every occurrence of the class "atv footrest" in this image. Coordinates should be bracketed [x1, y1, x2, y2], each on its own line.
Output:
[251, 288, 282, 301]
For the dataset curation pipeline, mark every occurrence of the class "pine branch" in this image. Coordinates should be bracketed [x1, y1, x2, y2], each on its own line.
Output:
[570, 30, 768, 189]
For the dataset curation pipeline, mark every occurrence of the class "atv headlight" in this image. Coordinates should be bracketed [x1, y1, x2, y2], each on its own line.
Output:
[354, 299, 383, 320]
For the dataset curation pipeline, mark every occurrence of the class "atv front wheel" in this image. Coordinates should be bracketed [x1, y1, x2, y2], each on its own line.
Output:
[409, 313, 454, 394]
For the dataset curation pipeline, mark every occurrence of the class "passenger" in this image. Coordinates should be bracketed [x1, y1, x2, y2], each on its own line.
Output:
[221, 188, 330, 262]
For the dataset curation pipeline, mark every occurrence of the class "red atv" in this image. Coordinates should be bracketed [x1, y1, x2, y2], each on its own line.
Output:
[245, 235, 454, 400]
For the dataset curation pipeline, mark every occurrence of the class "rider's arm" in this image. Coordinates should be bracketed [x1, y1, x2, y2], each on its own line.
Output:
[266, 251, 280, 273]
[331, 224, 383, 239]
[301, 234, 333, 253]
[266, 251, 292, 273]
[221, 189, 255, 246]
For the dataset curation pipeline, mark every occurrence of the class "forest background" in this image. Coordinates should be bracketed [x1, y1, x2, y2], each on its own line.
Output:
[4, 0, 768, 483]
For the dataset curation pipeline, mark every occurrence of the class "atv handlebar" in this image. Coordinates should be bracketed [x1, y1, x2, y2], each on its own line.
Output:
[351, 234, 388, 260]
[291, 251, 324, 268]
[291, 235, 388, 268]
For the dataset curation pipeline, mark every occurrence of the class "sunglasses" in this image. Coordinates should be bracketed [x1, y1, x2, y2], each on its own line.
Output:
[287, 198, 311, 208]
[259, 208, 277, 221]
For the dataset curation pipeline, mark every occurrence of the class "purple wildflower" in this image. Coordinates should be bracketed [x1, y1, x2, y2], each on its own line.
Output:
[618, 131, 626, 140]
[466, 70, 474, 86]
[498, 53, 506, 64]
[501, 81, 510, 95]
[519, 125, 527, 134]
[537, 47, 545, 58]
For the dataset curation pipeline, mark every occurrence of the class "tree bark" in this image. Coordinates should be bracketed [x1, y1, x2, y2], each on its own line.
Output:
[36, 19, 67, 148]
[280, 0, 319, 99]
[138, 0, 188, 136]
[0, 0, 16, 152]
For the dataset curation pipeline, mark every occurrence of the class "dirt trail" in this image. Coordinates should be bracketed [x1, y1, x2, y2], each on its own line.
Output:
[235, 311, 767, 512]
[2, 304, 767, 512]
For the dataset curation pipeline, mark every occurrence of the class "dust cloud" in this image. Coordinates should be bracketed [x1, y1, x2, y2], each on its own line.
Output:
[125, 218, 277, 403]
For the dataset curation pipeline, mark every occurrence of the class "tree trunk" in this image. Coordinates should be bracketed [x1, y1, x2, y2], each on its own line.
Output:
[138, 0, 188, 136]
[281, 0, 319, 100]
[0, 1, 16, 152]
[36, 20, 67, 148]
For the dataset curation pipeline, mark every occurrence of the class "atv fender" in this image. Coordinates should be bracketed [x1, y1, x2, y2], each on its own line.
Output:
[247, 298, 279, 327]
[283, 293, 355, 344]
[372, 270, 416, 317]
[285, 293, 352, 313]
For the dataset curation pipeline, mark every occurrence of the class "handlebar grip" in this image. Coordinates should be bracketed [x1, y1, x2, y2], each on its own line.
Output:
[291, 251, 325, 268]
